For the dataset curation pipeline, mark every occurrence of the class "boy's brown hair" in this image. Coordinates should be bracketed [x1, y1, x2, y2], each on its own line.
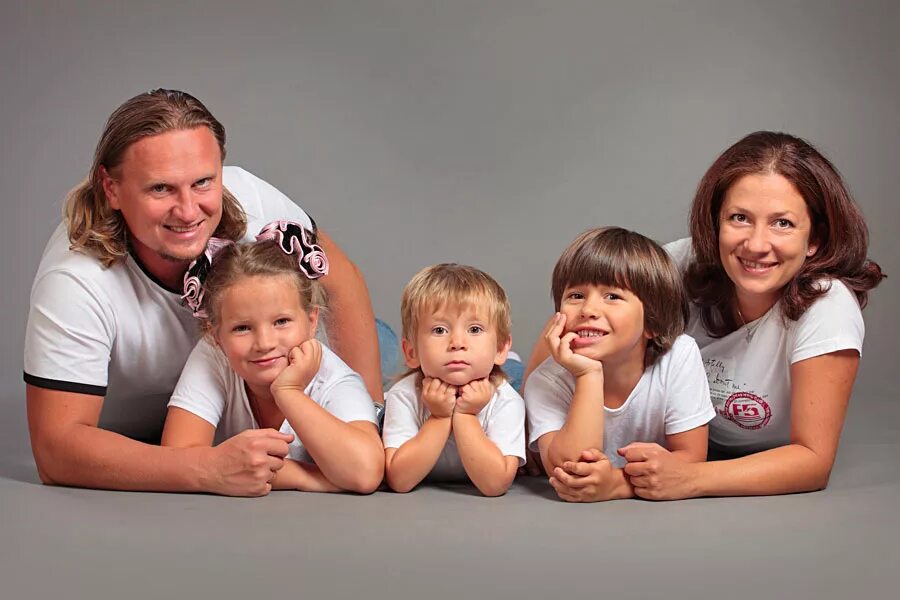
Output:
[551, 227, 687, 366]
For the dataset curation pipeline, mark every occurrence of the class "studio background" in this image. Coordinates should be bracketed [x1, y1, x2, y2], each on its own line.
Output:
[2, 2, 898, 599]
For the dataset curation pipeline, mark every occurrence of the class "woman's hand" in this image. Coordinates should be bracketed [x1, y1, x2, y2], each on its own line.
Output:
[619, 442, 699, 500]
[271, 339, 323, 397]
[548, 448, 625, 502]
[543, 313, 604, 378]
[455, 378, 495, 416]
[421, 377, 457, 419]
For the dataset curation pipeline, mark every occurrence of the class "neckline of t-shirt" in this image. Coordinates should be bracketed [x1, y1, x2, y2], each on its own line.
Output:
[602, 368, 650, 415]
[126, 248, 187, 296]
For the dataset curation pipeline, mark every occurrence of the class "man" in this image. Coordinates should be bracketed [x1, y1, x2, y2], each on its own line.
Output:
[24, 89, 382, 495]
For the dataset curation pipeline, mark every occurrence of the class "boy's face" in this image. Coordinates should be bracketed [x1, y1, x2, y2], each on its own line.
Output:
[402, 302, 510, 387]
[558, 282, 650, 367]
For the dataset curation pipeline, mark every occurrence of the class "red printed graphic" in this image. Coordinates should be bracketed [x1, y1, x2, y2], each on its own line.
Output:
[722, 392, 771, 430]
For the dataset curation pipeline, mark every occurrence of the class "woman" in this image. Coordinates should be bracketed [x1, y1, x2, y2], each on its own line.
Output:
[527, 131, 883, 499]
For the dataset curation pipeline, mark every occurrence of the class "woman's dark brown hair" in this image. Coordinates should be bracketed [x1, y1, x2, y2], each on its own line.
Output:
[686, 131, 884, 337]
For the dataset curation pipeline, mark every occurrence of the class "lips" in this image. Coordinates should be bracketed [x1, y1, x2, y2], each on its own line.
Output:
[251, 355, 284, 368]
[737, 256, 779, 273]
[569, 328, 608, 348]
[164, 221, 204, 235]
[444, 360, 470, 370]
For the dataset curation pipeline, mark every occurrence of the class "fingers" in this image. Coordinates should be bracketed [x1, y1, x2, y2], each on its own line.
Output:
[543, 313, 566, 353]
[618, 442, 658, 462]
[549, 477, 579, 502]
[579, 448, 607, 463]
[622, 461, 651, 477]
[552, 466, 592, 489]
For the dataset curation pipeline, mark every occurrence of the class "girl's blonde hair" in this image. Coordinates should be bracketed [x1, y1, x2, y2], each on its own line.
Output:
[198, 241, 326, 334]
[65, 89, 247, 267]
[400, 263, 511, 384]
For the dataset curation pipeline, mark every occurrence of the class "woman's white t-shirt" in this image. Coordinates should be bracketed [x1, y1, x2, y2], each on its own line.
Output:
[665, 238, 865, 455]
[169, 338, 376, 463]
[525, 335, 715, 468]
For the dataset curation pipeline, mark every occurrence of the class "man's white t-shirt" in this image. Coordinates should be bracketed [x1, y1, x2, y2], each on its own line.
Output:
[665, 238, 865, 455]
[382, 374, 527, 481]
[169, 340, 376, 463]
[525, 335, 715, 468]
[23, 167, 314, 441]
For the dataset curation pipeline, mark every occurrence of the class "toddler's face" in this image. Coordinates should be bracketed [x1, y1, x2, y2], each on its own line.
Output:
[403, 303, 510, 387]
[558, 282, 649, 367]
[214, 274, 318, 395]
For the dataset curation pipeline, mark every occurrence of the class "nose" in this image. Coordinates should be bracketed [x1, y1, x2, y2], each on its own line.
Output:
[448, 330, 468, 351]
[744, 224, 772, 254]
[170, 189, 202, 222]
[253, 327, 276, 352]
[580, 295, 601, 319]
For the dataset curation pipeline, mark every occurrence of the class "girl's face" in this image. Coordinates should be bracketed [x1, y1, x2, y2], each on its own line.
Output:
[718, 173, 818, 319]
[559, 282, 649, 368]
[402, 302, 510, 387]
[213, 274, 318, 394]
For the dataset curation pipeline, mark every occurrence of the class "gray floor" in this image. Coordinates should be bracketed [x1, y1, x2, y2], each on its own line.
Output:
[2, 386, 898, 600]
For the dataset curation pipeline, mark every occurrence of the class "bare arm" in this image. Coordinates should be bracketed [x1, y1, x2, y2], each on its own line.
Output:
[316, 229, 383, 404]
[544, 372, 605, 468]
[452, 413, 518, 497]
[622, 351, 859, 499]
[384, 416, 452, 493]
[28, 387, 291, 495]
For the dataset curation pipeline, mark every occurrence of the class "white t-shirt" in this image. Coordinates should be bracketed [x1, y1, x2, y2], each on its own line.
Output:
[169, 339, 376, 463]
[23, 167, 314, 441]
[665, 238, 865, 455]
[382, 374, 527, 481]
[525, 335, 715, 468]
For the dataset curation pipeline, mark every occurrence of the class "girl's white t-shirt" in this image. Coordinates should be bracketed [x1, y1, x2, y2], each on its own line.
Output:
[665, 238, 865, 455]
[382, 374, 527, 481]
[525, 334, 715, 468]
[169, 338, 376, 463]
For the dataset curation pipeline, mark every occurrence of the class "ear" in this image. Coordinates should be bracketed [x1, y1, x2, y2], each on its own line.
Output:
[806, 240, 819, 257]
[307, 307, 320, 338]
[99, 166, 121, 210]
[401, 338, 420, 369]
[494, 336, 512, 366]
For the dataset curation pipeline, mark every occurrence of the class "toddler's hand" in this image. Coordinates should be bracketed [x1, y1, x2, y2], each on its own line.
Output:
[271, 339, 322, 397]
[421, 377, 457, 419]
[455, 378, 495, 416]
[543, 313, 604, 378]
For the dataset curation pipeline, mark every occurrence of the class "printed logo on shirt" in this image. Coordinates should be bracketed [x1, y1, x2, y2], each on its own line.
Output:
[721, 392, 772, 430]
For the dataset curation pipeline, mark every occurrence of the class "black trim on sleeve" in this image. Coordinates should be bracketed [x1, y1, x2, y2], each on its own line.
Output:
[23, 373, 106, 397]
[307, 214, 318, 238]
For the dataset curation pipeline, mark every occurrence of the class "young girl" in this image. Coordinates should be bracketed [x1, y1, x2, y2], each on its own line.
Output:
[525, 227, 715, 502]
[382, 264, 526, 496]
[162, 221, 384, 495]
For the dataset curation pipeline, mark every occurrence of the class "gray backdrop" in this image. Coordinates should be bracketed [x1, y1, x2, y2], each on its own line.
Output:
[2, 2, 898, 599]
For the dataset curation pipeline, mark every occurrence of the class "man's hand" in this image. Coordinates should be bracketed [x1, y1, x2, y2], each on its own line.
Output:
[271, 339, 322, 397]
[421, 377, 457, 419]
[200, 429, 294, 496]
[544, 313, 604, 378]
[455, 378, 495, 416]
[548, 448, 625, 502]
[619, 442, 698, 500]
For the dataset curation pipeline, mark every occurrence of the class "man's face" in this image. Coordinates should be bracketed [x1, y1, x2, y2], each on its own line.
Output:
[102, 127, 224, 279]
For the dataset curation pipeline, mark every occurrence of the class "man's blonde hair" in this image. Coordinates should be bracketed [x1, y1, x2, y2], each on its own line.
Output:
[401, 263, 512, 347]
[65, 89, 246, 267]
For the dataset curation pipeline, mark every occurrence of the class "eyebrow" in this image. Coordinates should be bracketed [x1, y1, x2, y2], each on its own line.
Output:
[727, 205, 799, 219]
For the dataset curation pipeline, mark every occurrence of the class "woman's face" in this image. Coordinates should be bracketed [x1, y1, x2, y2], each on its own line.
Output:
[718, 173, 818, 319]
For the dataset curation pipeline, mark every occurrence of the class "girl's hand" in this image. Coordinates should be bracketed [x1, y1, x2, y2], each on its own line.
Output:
[543, 313, 604, 378]
[421, 377, 457, 419]
[271, 339, 323, 396]
[619, 442, 698, 500]
[548, 448, 620, 502]
[454, 378, 495, 416]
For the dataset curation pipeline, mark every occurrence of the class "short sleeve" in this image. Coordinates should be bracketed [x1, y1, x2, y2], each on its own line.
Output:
[485, 384, 526, 465]
[23, 270, 114, 396]
[790, 280, 864, 364]
[663, 336, 716, 436]
[168, 339, 230, 427]
[382, 378, 422, 449]
[223, 166, 315, 235]
[523, 360, 574, 451]
[313, 371, 377, 425]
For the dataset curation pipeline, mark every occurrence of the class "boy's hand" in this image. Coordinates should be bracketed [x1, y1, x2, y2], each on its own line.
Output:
[455, 378, 495, 416]
[271, 339, 322, 396]
[549, 448, 622, 502]
[619, 442, 697, 500]
[543, 313, 604, 378]
[421, 377, 457, 419]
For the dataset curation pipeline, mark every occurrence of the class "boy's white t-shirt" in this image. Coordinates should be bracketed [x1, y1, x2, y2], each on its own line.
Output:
[169, 338, 376, 463]
[525, 334, 715, 468]
[382, 374, 527, 481]
[665, 238, 865, 455]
